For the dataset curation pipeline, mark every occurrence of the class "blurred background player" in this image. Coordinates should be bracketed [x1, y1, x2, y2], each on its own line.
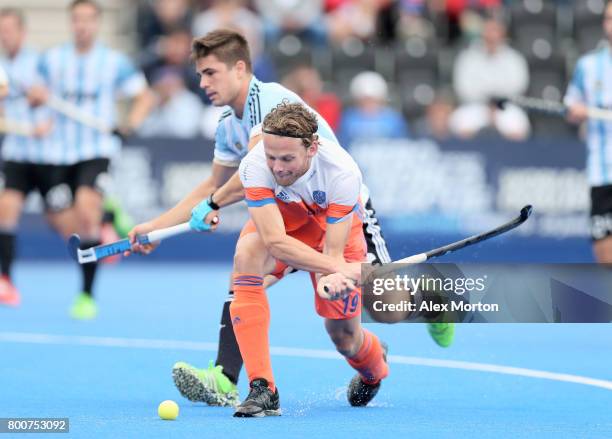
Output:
[564, 0, 612, 263]
[27, 0, 154, 319]
[128, 29, 453, 408]
[0, 8, 58, 307]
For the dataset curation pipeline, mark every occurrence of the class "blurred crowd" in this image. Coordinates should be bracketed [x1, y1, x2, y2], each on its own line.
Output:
[135, 0, 609, 145]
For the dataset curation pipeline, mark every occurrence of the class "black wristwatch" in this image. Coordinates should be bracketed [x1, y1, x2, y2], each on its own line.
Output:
[208, 193, 220, 210]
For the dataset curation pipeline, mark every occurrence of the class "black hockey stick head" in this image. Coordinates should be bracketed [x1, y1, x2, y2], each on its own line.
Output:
[520, 205, 533, 222]
[67, 234, 81, 262]
[491, 96, 509, 110]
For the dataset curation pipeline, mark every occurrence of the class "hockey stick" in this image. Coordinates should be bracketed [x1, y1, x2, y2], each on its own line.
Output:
[495, 96, 612, 123]
[321, 205, 533, 296]
[67, 221, 209, 264]
[395, 205, 532, 263]
[47, 95, 113, 134]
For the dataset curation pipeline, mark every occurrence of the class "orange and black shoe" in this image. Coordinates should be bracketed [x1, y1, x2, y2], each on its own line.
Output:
[347, 343, 388, 407]
[233, 378, 281, 418]
[0, 275, 20, 307]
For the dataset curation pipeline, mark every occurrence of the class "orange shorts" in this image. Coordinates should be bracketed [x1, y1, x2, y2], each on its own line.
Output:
[239, 218, 366, 320]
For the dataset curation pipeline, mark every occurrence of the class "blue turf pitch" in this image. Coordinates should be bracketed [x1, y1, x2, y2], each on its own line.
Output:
[1, 262, 611, 438]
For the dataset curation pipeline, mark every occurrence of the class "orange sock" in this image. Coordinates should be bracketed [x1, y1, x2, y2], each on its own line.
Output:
[230, 273, 275, 391]
[347, 329, 389, 385]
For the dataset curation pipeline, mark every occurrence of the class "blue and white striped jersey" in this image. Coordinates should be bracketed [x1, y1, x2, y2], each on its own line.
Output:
[0, 47, 50, 163]
[564, 45, 612, 186]
[213, 76, 338, 167]
[37, 42, 147, 165]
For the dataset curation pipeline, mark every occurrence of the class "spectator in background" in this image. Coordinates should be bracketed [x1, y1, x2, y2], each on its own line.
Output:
[137, 0, 192, 50]
[192, 0, 276, 82]
[327, 0, 385, 45]
[338, 71, 409, 148]
[445, 0, 501, 42]
[140, 26, 201, 98]
[139, 67, 203, 138]
[281, 65, 342, 130]
[449, 12, 530, 141]
[193, 0, 263, 58]
[254, 0, 327, 47]
[396, 0, 437, 41]
[414, 88, 455, 140]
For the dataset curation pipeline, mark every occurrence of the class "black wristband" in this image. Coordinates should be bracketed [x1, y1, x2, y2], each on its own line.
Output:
[208, 193, 220, 210]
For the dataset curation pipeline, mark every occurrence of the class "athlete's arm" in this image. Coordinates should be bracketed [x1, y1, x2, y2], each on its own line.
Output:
[127, 161, 235, 254]
[567, 103, 589, 124]
[315, 215, 362, 298]
[124, 88, 156, 133]
[194, 132, 262, 230]
[249, 203, 356, 277]
[206, 132, 262, 209]
[564, 58, 588, 124]
[151, 161, 236, 229]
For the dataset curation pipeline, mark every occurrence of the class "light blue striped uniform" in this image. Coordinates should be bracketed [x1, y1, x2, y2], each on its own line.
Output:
[0, 47, 49, 163]
[564, 46, 612, 186]
[213, 76, 338, 167]
[37, 42, 146, 165]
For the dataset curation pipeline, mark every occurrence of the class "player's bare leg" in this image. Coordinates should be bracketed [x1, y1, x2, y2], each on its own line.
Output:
[68, 186, 104, 319]
[46, 208, 79, 239]
[0, 189, 24, 306]
[593, 237, 612, 263]
[325, 315, 389, 407]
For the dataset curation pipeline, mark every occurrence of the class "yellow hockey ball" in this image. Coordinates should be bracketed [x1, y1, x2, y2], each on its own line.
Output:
[158, 400, 179, 420]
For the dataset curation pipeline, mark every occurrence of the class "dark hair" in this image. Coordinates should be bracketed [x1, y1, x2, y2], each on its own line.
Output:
[69, 0, 101, 14]
[0, 8, 25, 27]
[191, 29, 252, 71]
[263, 101, 319, 148]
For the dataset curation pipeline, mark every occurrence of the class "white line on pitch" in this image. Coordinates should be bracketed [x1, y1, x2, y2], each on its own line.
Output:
[1, 331, 611, 391]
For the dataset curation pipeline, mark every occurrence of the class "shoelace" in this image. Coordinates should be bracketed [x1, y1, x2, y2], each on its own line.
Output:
[245, 383, 268, 401]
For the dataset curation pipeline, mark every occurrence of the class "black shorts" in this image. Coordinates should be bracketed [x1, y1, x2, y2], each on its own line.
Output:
[362, 198, 391, 264]
[1, 158, 110, 212]
[590, 184, 612, 241]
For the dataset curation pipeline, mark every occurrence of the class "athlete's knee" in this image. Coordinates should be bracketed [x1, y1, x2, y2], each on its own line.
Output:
[594, 238, 612, 263]
[233, 248, 261, 273]
[0, 190, 24, 227]
[74, 190, 103, 232]
[326, 324, 360, 357]
[234, 237, 267, 273]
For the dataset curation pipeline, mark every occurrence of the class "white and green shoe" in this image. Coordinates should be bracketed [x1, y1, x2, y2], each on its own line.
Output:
[69, 293, 97, 320]
[172, 361, 239, 407]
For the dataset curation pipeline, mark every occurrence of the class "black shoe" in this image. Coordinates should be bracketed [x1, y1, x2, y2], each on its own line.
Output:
[233, 378, 281, 418]
[347, 342, 388, 407]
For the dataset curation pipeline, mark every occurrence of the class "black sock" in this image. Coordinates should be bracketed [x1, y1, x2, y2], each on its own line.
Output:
[0, 232, 15, 278]
[79, 240, 100, 297]
[215, 292, 242, 384]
